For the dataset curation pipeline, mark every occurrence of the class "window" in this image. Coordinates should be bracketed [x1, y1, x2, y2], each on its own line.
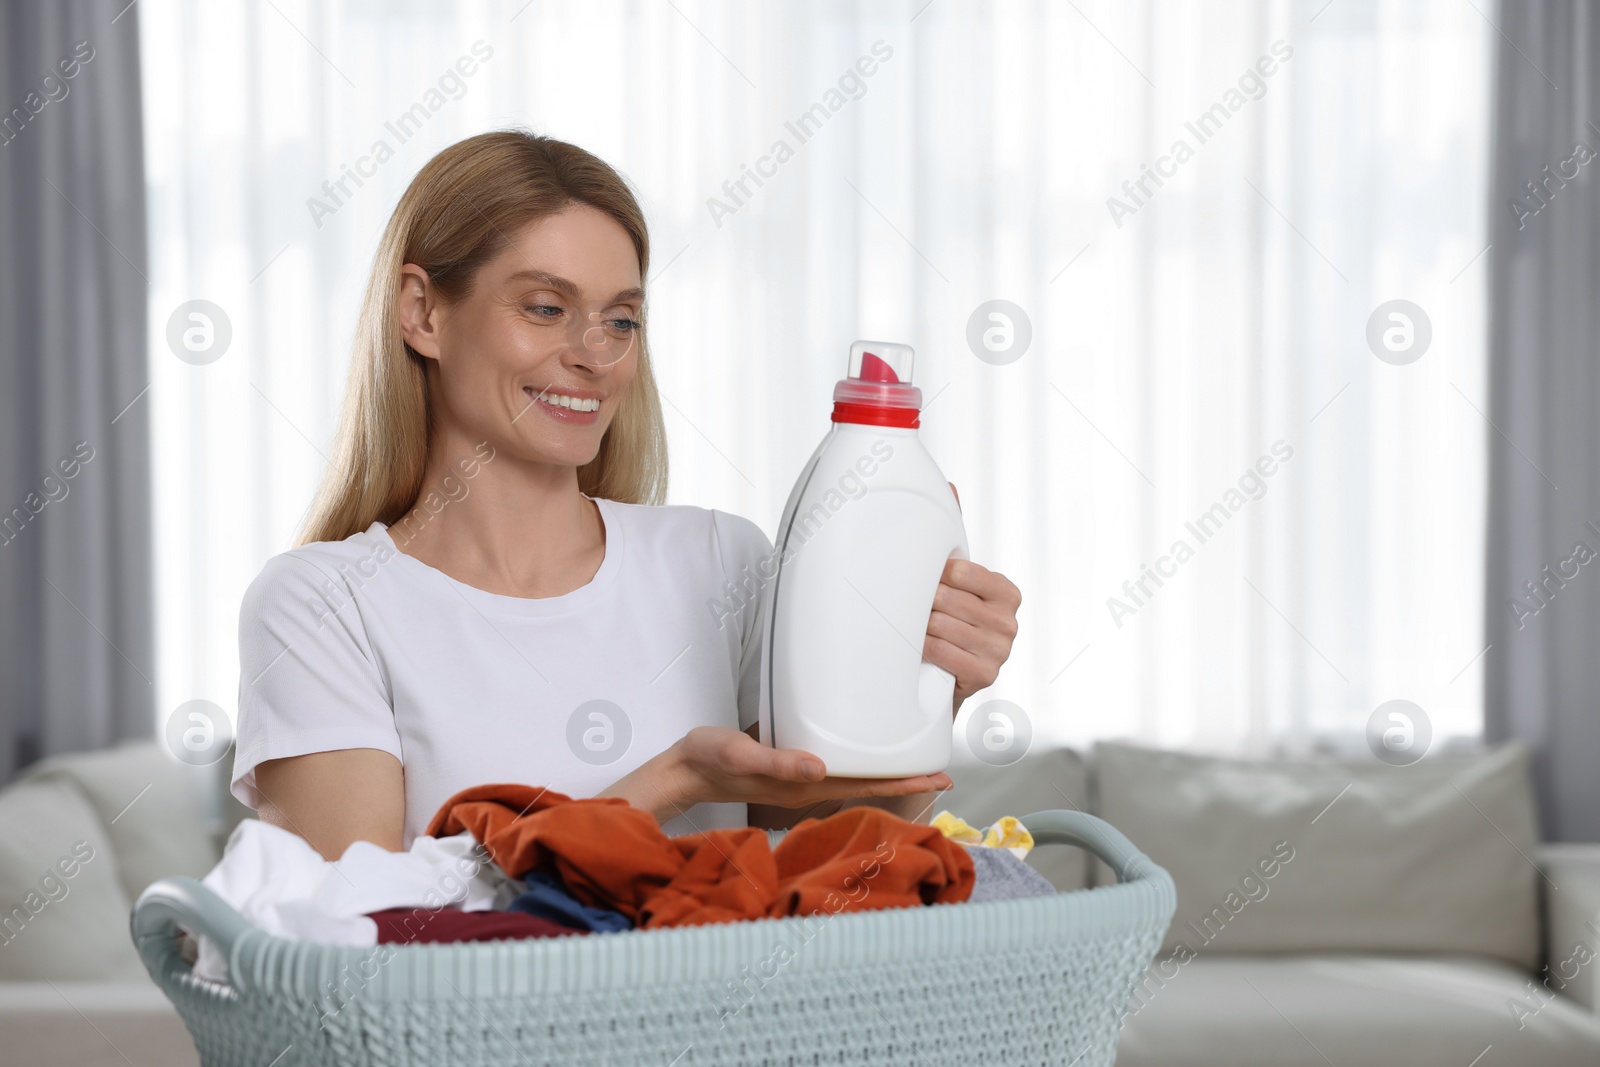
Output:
[142, 0, 1490, 757]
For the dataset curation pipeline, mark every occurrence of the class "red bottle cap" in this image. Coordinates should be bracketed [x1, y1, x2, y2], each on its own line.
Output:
[832, 341, 921, 428]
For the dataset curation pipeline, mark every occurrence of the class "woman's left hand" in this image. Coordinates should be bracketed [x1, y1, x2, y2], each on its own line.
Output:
[924, 482, 1021, 715]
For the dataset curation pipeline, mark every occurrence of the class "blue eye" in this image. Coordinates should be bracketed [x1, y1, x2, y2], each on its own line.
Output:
[525, 305, 563, 319]
[609, 318, 643, 333]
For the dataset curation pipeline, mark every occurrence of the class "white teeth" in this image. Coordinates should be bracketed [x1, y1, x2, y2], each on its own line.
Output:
[528, 389, 599, 412]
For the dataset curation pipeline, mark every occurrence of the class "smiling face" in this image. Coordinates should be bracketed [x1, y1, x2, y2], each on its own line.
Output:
[401, 203, 644, 469]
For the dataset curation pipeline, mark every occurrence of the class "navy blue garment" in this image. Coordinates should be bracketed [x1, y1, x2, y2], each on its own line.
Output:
[507, 869, 633, 932]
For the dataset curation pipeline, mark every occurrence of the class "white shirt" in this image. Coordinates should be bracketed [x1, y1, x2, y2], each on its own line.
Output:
[231, 494, 774, 847]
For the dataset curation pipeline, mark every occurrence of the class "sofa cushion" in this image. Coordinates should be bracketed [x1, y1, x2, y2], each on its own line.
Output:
[0, 776, 146, 980]
[19, 741, 217, 902]
[1115, 955, 1600, 1067]
[1093, 740, 1542, 969]
[943, 746, 1092, 891]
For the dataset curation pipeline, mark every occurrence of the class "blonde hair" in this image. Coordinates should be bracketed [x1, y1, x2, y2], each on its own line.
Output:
[297, 130, 668, 546]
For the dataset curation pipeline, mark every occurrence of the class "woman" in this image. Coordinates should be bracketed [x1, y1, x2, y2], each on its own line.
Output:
[231, 130, 1021, 860]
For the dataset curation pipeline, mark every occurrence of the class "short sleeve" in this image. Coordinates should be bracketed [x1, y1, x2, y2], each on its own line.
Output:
[711, 511, 775, 733]
[230, 552, 403, 810]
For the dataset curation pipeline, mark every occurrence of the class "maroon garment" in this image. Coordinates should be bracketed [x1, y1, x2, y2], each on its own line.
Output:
[368, 907, 587, 945]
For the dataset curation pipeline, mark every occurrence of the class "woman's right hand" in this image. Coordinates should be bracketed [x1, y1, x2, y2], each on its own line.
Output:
[598, 726, 952, 824]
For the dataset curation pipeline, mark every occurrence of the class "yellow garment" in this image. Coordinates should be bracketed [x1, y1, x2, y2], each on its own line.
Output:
[931, 811, 1034, 859]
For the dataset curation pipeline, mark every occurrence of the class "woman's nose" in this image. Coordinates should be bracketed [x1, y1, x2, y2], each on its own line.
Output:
[563, 311, 634, 371]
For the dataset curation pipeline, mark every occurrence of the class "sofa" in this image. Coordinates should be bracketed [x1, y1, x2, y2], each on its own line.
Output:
[0, 738, 1596, 1066]
[943, 739, 1600, 1066]
[0, 742, 248, 1067]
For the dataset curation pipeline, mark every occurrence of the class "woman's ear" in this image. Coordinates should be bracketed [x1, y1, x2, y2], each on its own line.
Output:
[397, 264, 442, 360]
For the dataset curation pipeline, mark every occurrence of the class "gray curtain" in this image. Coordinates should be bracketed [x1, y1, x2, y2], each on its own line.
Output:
[0, 0, 152, 783]
[1484, 2, 1600, 843]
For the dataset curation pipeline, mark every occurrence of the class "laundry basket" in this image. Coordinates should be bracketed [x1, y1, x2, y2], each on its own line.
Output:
[132, 809, 1175, 1067]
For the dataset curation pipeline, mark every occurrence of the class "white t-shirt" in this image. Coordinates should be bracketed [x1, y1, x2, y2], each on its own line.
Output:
[231, 494, 774, 847]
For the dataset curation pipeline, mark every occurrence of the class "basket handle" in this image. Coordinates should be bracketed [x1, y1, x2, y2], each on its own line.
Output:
[130, 876, 256, 988]
[1017, 809, 1159, 884]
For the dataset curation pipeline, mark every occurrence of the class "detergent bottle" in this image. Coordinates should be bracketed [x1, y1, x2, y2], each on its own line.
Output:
[758, 340, 969, 778]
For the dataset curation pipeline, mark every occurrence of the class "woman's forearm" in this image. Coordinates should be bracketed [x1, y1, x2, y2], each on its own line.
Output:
[748, 797, 846, 830]
[603, 726, 953, 831]
[840, 790, 941, 824]
[753, 789, 943, 830]
[596, 746, 692, 824]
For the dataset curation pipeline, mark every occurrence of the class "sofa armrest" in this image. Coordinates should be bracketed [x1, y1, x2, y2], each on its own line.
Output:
[1541, 844, 1600, 1013]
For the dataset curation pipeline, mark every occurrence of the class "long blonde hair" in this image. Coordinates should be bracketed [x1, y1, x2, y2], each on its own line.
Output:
[297, 130, 668, 546]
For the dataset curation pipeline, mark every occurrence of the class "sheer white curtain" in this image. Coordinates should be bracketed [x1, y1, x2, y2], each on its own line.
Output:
[141, 0, 1490, 759]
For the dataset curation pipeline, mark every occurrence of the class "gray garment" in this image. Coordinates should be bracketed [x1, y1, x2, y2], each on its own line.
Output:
[966, 846, 1057, 902]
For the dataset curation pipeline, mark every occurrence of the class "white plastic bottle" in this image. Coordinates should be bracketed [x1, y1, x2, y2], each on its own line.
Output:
[757, 340, 969, 778]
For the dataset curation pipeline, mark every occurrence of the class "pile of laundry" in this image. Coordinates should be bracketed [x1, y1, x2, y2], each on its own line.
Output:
[192, 785, 1055, 983]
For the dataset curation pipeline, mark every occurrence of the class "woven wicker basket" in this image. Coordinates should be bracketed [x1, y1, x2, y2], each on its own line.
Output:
[132, 809, 1174, 1066]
